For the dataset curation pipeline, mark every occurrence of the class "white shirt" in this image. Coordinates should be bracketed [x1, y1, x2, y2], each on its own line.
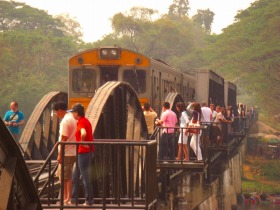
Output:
[201, 106, 212, 122]
[59, 112, 77, 156]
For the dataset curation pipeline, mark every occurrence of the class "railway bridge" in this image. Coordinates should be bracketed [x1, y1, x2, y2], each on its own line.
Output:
[0, 83, 257, 210]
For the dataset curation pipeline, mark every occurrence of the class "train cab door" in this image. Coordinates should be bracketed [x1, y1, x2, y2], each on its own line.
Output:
[99, 66, 119, 86]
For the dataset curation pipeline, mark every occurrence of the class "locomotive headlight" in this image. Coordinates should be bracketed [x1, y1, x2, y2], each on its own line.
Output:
[99, 47, 120, 59]
[111, 49, 117, 56]
[101, 49, 108, 56]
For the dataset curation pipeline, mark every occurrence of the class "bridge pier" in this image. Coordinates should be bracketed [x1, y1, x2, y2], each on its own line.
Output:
[199, 150, 242, 210]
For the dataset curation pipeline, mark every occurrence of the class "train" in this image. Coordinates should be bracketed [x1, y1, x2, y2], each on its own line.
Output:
[68, 46, 237, 114]
[68, 47, 195, 114]
[10, 46, 240, 209]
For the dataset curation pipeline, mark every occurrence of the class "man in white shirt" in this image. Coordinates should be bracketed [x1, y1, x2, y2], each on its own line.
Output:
[53, 101, 77, 204]
[201, 101, 212, 123]
[200, 101, 212, 145]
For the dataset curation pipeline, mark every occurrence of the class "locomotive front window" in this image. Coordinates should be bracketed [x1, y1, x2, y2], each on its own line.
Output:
[123, 69, 146, 92]
[72, 69, 96, 93]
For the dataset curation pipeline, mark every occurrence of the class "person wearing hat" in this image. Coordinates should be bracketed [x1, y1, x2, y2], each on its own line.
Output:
[69, 103, 94, 206]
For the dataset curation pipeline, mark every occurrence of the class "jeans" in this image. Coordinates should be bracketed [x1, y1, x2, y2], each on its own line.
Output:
[71, 152, 94, 204]
[159, 133, 175, 160]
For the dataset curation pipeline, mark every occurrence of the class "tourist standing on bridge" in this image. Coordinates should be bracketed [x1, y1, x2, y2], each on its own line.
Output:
[189, 102, 203, 161]
[157, 102, 177, 161]
[69, 103, 94, 206]
[201, 101, 212, 146]
[210, 103, 217, 122]
[143, 103, 157, 138]
[186, 102, 194, 120]
[238, 103, 246, 132]
[214, 106, 231, 144]
[53, 101, 77, 204]
[3, 101, 24, 143]
[175, 102, 189, 161]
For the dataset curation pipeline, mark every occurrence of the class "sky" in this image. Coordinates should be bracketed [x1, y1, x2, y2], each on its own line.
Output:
[16, 0, 256, 42]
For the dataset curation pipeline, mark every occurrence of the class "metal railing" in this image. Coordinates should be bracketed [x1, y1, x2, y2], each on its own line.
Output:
[154, 126, 208, 164]
[32, 139, 157, 210]
[153, 115, 254, 165]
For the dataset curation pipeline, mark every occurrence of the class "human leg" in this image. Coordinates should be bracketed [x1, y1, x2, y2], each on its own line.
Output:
[176, 132, 183, 160]
[71, 162, 80, 204]
[183, 144, 189, 160]
[63, 156, 75, 202]
[78, 152, 93, 204]
[190, 134, 202, 160]
[176, 144, 183, 160]
[159, 134, 167, 160]
[167, 133, 175, 160]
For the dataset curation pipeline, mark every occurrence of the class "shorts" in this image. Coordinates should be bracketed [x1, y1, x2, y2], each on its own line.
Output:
[56, 156, 76, 180]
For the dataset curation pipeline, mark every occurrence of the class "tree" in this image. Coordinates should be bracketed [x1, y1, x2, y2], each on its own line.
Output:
[168, 0, 190, 17]
[55, 14, 83, 42]
[0, 1, 81, 119]
[192, 9, 215, 34]
[204, 0, 280, 114]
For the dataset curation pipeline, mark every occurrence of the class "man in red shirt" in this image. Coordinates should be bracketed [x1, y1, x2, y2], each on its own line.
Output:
[69, 103, 94, 206]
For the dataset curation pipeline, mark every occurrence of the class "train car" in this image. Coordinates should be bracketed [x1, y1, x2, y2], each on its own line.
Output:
[68, 46, 195, 113]
[195, 69, 225, 107]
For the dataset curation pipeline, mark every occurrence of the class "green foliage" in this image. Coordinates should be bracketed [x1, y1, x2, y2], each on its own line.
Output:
[203, 0, 280, 115]
[104, 6, 207, 68]
[1, 0, 279, 125]
[168, 0, 190, 17]
[242, 160, 280, 193]
[0, 1, 81, 119]
[242, 179, 280, 194]
[192, 9, 215, 34]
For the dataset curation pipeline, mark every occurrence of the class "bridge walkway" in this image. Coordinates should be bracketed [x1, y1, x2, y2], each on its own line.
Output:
[0, 114, 256, 209]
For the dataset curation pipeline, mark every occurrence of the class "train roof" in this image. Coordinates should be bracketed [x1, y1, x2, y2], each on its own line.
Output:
[69, 46, 195, 79]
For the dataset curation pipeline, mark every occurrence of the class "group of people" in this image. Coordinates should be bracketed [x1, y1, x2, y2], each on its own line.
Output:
[3, 101, 94, 205]
[3, 99, 252, 204]
[142, 101, 238, 162]
[142, 101, 204, 161]
[52, 101, 94, 205]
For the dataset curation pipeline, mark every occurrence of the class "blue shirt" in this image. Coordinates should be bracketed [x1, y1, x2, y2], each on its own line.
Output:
[4, 110, 24, 134]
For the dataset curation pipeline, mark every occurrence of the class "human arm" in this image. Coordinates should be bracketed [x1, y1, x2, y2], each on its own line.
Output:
[13, 119, 24, 127]
[81, 128, 87, 141]
[218, 115, 231, 123]
[57, 135, 68, 164]
[156, 111, 166, 126]
[80, 128, 89, 148]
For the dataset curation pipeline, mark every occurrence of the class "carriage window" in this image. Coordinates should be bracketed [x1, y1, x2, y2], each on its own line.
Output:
[72, 69, 96, 93]
[123, 69, 146, 92]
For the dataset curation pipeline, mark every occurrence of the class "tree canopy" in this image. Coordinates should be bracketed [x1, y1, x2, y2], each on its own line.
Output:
[0, 1, 82, 118]
[204, 0, 280, 113]
[1, 0, 278, 123]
